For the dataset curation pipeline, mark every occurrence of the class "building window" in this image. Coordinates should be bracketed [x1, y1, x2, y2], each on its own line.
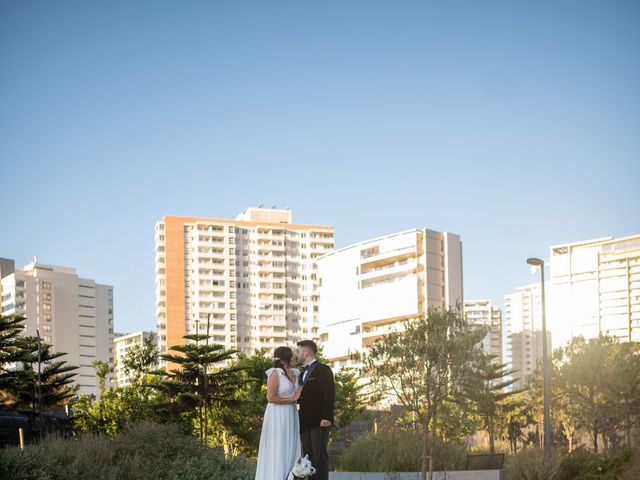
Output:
[42, 292, 52, 301]
[42, 281, 51, 290]
[42, 303, 51, 311]
[43, 313, 52, 322]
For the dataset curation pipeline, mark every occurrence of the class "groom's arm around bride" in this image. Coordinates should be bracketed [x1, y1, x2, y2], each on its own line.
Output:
[296, 340, 336, 480]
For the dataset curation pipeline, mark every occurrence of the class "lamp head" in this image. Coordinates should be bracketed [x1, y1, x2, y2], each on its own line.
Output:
[527, 257, 544, 267]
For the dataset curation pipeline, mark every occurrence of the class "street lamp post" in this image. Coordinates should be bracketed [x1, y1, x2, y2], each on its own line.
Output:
[36, 328, 42, 414]
[527, 257, 551, 462]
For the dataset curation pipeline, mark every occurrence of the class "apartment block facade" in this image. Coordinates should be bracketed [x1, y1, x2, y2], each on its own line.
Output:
[550, 234, 640, 343]
[503, 282, 553, 388]
[113, 331, 156, 387]
[464, 299, 503, 364]
[510, 329, 552, 389]
[317, 228, 463, 368]
[155, 207, 334, 362]
[0, 258, 114, 397]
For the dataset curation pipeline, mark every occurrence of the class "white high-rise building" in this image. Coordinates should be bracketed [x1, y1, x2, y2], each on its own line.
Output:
[155, 207, 334, 367]
[464, 299, 503, 364]
[503, 282, 552, 388]
[0, 258, 114, 397]
[549, 234, 640, 344]
[113, 331, 156, 387]
[318, 228, 463, 368]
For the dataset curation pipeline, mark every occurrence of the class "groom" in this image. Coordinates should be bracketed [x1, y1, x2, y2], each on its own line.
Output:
[296, 340, 335, 480]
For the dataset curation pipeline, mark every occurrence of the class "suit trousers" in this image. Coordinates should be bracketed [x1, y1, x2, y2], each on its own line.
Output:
[300, 425, 330, 480]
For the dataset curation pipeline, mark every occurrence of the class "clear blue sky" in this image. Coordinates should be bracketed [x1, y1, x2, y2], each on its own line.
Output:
[1, 1, 638, 334]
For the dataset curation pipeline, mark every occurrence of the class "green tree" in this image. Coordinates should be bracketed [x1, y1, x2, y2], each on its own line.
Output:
[72, 377, 182, 435]
[540, 335, 640, 453]
[73, 350, 180, 436]
[501, 391, 535, 453]
[603, 341, 640, 450]
[120, 334, 158, 385]
[432, 397, 480, 443]
[0, 314, 27, 406]
[466, 354, 519, 454]
[155, 331, 243, 448]
[314, 346, 371, 437]
[361, 307, 485, 480]
[333, 367, 370, 439]
[554, 336, 611, 452]
[215, 348, 271, 456]
[10, 335, 78, 412]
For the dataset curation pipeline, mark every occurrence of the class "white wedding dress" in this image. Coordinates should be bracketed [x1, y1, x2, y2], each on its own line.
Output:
[255, 367, 301, 480]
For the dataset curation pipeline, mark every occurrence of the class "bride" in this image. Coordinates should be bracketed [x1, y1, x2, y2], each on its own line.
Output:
[255, 346, 303, 480]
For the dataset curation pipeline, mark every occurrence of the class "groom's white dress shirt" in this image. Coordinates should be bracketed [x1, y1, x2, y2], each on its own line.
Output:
[302, 359, 317, 383]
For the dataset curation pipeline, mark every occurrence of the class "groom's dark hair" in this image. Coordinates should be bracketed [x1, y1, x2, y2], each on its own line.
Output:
[296, 340, 318, 354]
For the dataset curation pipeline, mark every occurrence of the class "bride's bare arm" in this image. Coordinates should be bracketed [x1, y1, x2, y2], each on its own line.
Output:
[266, 370, 303, 404]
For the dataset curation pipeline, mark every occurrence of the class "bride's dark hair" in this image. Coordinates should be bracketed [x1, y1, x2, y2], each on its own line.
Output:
[272, 346, 293, 372]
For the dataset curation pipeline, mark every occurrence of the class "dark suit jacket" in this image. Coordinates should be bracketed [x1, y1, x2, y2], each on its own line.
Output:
[298, 361, 336, 430]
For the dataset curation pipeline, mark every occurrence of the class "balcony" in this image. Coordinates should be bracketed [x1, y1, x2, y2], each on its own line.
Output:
[360, 245, 417, 264]
[361, 321, 406, 346]
[359, 258, 417, 279]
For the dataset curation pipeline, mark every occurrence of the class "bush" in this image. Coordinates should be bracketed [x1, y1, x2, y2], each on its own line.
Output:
[335, 429, 467, 472]
[0, 446, 53, 480]
[619, 450, 640, 480]
[556, 448, 631, 480]
[505, 448, 636, 480]
[0, 421, 255, 480]
[504, 449, 560, 480]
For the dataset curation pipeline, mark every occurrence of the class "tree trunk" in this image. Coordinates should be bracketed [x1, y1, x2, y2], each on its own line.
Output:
[420, 418, 430, 480]
[568, 432, 573, 453]
[222, 429, 230, 459]
[488, 418, 495, 455]
[429, 408, 437, 480]
[509, 422, 518, 453]
[626, 414, 632, 449]
[593, 425, 598, 452]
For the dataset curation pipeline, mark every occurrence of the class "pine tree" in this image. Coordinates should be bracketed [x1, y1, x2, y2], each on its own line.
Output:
[1, 314, 78, 410]
[154, 331, 244, 446]
[11, 335, 78, 412]
[466, 354, 519, 454]
[0, 314, 28, 405]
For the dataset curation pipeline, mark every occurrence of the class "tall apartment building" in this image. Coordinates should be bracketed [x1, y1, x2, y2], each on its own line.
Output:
[550, 234, 640, 343]
[503, 282, 552, 388]
[510, 329, 552, 389]
[113, 331, 156, 387]
[0, 258, 114, 397]
[317, 228, 463, 368]
[464, 299, 503, 364]
[155, 207, 334, 362]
